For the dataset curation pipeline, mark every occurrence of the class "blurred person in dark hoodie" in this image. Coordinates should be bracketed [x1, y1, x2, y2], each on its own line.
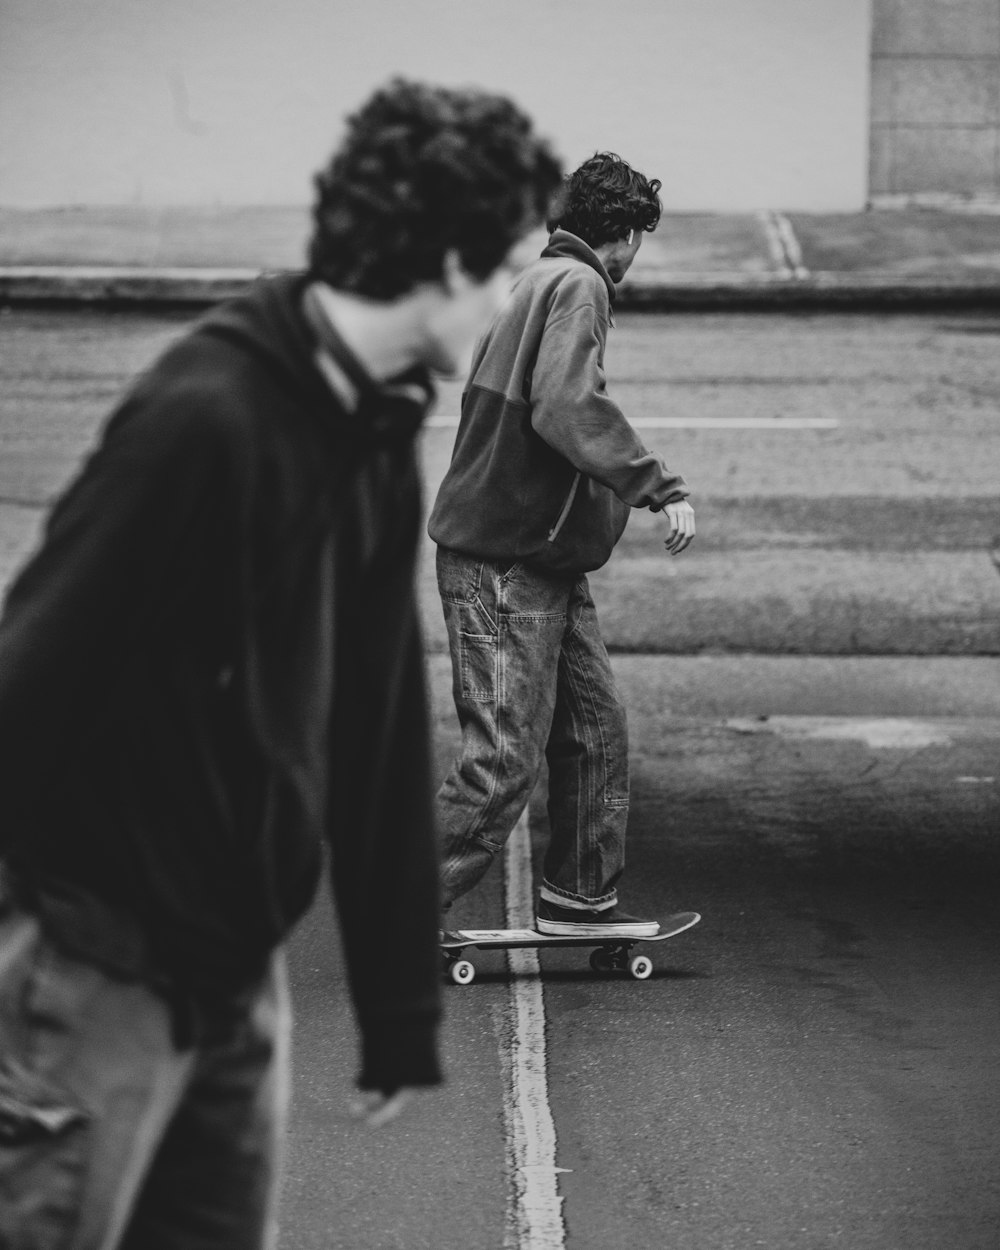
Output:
[0, 79, 561, 1249]
[430, 153, 695, 938]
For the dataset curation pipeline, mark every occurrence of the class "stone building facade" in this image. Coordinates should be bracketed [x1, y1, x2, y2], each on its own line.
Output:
[870, 0, 1000, 198]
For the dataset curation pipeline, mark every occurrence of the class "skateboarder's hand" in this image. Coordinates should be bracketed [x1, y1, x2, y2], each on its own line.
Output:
[348, 1088, 416, 1129]
[662, 500, 695, 554]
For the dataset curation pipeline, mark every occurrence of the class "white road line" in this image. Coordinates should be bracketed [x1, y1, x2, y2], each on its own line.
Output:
[426, 416, 838, 430]
[726, 716, 968, 749]
[772, 212, 809, 279]
[501, 809, 566, 1250]
[624, 417, 837, 430]
[757, 211, 809, 279]
[758, 210, 792, 276]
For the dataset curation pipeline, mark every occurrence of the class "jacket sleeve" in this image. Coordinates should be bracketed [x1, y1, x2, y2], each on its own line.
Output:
[0, 387, 232, 853]
[529, 297, 689, 509]
[325, 459, 442, 1094]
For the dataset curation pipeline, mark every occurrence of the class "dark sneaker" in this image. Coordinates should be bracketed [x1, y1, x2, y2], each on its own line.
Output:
[536, 899, 659, 938]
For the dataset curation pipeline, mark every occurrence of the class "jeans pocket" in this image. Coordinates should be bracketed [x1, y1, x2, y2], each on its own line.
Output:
[459, 632, 497, 702]
[0, 1058, 90, 1249]
[437, 548, 482, 605]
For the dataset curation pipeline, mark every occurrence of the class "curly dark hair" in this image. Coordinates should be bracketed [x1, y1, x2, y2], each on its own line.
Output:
[547, 152, 662, 248]
[309, 78, 563, 299]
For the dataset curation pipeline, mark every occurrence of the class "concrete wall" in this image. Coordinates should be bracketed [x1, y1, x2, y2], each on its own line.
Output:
[0, 0, 872, 212]
[870, 0, 1000, 196]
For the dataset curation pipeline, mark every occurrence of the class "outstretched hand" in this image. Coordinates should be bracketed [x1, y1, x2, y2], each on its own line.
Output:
[663, 500, 695, 554]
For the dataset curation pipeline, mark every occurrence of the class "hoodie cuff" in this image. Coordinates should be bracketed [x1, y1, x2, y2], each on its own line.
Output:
[358, 1018, 443, 1094]
[648, 481, 691, 511]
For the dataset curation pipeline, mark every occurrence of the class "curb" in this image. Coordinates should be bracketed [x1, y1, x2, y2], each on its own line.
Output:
[0, 266, 264, 309]
[620, 272, 1000, 311]
[3, 266, 1000, 312]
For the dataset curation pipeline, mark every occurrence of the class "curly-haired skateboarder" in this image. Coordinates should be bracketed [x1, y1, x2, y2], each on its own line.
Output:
[430, 153, 696, 940]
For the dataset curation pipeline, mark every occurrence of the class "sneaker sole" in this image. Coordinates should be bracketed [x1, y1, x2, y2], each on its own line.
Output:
[536, 920, 660, 938]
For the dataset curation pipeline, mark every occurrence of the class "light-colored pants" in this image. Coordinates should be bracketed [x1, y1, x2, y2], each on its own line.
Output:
[0, 907, 291, 1250]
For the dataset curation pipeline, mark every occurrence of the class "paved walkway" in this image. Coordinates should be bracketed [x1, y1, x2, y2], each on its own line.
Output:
[2, 204, 1000, 307]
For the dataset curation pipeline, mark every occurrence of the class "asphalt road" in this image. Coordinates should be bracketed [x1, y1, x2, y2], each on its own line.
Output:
[0, 309, 998, 1248]
[2, 307, 998, 652]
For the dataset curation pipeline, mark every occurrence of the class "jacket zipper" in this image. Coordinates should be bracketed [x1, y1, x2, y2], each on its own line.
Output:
[547, 472, 581, 543]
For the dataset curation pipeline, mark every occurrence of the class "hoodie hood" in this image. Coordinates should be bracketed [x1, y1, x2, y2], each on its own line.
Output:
[540, 230, 617, 306]
[194, 272, 329, 406]
[191, 272, 434, 441]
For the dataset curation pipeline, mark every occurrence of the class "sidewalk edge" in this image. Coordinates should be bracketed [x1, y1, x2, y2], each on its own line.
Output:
[3, 266, 1000, 310]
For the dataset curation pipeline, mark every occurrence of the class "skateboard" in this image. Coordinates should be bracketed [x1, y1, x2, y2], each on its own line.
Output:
[440, 911, 700, 985]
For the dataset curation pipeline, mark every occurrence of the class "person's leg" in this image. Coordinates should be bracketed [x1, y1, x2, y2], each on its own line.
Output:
[436, 549, 572, 909]
[539, 577, 641, 916]
[0, 907, 194, 1250]
[120, 953, 292, 1250]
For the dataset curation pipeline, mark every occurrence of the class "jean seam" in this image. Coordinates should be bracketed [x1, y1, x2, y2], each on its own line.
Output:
[469, 831, 504, 853]
[559, 650, 601, 899]
[437, 550, 481, 607]
[503, 612, 566, 623]
[565, 583, 588, 640]
[458, 631, 496, 702]
[471, 600, 499, 636]
[462, 623, 506, 843]
[471, 560, 485, 598]
[563, 631, 627, 809]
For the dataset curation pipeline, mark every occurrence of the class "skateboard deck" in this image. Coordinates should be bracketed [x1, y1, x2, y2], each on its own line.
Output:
[440, 910, 700, 984]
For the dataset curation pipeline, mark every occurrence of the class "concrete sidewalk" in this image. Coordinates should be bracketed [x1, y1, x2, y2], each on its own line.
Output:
[2, 204, 1000, 309]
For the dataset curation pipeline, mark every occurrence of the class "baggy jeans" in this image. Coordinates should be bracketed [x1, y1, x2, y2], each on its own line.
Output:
[0, 906, 290, 1250]
[436, 547, 630, 911]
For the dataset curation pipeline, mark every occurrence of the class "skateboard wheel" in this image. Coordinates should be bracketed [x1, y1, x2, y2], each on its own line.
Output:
[589, 949, 615, 973]
[449, 959, 475, 986]
[628, 954, 653, 980]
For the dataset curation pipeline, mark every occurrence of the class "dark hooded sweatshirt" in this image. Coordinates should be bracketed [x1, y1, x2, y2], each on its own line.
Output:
[0, 274, 441, 1089]
[428, 230, 689, 574]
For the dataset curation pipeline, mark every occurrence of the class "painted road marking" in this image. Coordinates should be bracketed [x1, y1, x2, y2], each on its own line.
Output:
[426, 416, 838, 430]
[727, 717, 962, 749]
[758, 211, 810, 280]
[759, 210, 790, 274]
[772, 213, 809, 279]
[502, 809, 567, 1250]
[622, 417, 837, 430]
